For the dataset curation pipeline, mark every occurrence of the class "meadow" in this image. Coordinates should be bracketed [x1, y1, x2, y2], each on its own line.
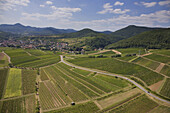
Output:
[4, 68, 22, 98]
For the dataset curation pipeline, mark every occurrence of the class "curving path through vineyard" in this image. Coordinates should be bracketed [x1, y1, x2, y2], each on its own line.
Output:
[60, 55, 170, 104]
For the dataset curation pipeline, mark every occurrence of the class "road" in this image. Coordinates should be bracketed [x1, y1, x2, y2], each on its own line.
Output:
[60, 55, 170, 104]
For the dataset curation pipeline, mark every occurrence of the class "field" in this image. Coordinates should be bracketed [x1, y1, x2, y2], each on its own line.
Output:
[39, 81, 71, 110]
[97, 88, 141, 109]
[22, 69, 37, 95]
[109, 95, 159, 113]
[117, 48, 146, 55]
[5, 49, 61, 68]
[0, 95, 36, 113]
[160, 65, 170, 77]
[0, 69, 8, 99]
[72, 68, 91, 76]
[25, 49, 47, 56]
[132, 57, 160, 70]
[117, 56, 137, 62]
[45, 101, 99, 113]
[151, 49, 170, 56]
[40, 69, 49, 81]
[159, 78, 170, 98]
[4, 68, 22, 98]
[149, 105, 170, 113]
[145, 54, 170, 64]
[68, 57, 164, 86]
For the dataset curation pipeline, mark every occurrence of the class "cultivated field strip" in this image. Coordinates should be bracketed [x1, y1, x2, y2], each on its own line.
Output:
[4, 68, 22, 98]
[40, 69, 49, 81]
[43, 67, 88, 102]
[22, 69, 37, 95]
[39, 81, 70, 110]
[160, 65, 170, 77]
[68, 57, 164, 86]
[56, 64, 106, 95]
[159, 78, 170, 98]
[132, 57, 160, 70]
[0, 95, 36, 113]
[54, 65, 99, 98]
[0, 69, 9, 99]
[144, 53, 170, 64]
[57, 63, 119, 94]
[108, 94, 159, 113]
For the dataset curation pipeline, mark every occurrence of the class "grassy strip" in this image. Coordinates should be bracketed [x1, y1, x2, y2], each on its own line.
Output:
[4, 68, 22, 98]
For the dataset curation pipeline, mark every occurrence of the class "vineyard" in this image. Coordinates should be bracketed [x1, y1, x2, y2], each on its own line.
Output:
[109, 95, 159, 113]
[68, 57, 164, 85]
[0, 47, 170, 112]
[144, 54, 170, 64]
[160, 65, 170, 77]
[5, 49, 61, 68]
[159, 78, 170, 98]
[22, 69, 37, 95]
[0, 69, 8, 99]
[132, 57, 160, 70]
[4, 68, 22, 98]
[0, 95, 36, 113]
[45, 101, 99, 113]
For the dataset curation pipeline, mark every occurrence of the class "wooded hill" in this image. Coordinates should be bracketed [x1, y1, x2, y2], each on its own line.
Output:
[106, 28, 170, 49]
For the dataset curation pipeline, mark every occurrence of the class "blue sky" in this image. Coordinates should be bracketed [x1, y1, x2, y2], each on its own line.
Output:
[0, 0, 170, 31]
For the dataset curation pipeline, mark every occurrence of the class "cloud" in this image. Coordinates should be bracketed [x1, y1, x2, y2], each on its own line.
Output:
[40, 5, 45, 8]
[69, 10, 170, 31]
[114, 1, 124, 6]
[21, 7, 81, 20]
[141, 2, 157, 7]
[159, 0, 170, 6]
[98, 3, 130, 14]
[46, 1, 53, 5]
[0, 0, 30, 10]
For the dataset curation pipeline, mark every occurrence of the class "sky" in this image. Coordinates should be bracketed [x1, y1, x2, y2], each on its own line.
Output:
[0, 0, 170, 31]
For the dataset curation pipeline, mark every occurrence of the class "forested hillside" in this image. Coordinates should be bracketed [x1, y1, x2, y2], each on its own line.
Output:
[107, 28, 170, 49]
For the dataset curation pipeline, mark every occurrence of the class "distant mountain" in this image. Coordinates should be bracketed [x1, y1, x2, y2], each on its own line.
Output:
[106, 28, 170, 49]
[111, 25, 160, 39]
[0, 23, 76, 36]
[100, 31, 112, 34]
[60, 28, 100, 38]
